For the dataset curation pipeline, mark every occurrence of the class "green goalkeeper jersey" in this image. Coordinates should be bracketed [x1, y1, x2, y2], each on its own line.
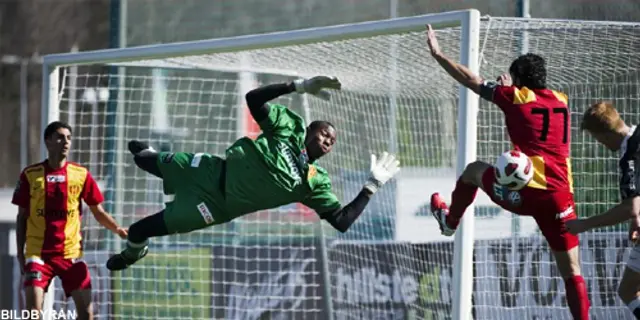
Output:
[224, 104, 341, 219]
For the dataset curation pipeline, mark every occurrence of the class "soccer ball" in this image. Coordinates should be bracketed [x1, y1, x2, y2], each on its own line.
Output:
[494, 150, 533, 191]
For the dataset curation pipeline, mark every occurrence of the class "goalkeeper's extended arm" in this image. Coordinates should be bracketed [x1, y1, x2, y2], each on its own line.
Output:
[245, 76, 342, 123]
[321, 152, 400, 232]
[245, 82, 296, 123]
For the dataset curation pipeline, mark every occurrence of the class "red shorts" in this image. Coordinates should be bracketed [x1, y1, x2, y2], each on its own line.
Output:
[481, 167, 578, 251]
[23, 256, 91, 297]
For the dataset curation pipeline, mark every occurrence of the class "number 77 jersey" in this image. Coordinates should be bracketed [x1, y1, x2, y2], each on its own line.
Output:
[481, 83, 573, 193]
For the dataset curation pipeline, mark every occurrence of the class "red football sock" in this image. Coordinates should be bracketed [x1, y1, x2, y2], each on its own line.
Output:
[565, 275, 590, 320]
[446, 178, 478, 229]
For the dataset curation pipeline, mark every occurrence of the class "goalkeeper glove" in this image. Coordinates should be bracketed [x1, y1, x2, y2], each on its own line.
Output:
[293, 76, 342, 101]
[363, 152, 401, 194]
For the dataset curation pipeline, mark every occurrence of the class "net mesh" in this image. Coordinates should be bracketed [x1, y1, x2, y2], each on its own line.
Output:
[45, 16, 640, 320]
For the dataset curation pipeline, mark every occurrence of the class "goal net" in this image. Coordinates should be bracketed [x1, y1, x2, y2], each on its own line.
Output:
[37, 10, 640, 320]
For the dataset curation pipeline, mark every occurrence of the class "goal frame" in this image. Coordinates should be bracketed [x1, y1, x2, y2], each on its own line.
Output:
[40, 9, 481, 320]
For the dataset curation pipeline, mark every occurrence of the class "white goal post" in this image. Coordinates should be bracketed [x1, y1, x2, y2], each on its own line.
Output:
[40, 9, 480, 320]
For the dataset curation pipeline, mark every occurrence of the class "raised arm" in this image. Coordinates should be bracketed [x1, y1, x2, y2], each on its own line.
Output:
[426, 24, 484, 94]
[245, 77, 342, 123]
[245, 83, 296, 123]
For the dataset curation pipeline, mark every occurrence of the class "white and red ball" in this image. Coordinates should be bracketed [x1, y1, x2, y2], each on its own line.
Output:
[494, 150, 533, 191]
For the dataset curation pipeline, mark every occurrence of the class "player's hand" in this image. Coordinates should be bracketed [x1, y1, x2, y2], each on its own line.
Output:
[293, 76, 342, 101]
[496, 73, 513, 86]
[364, 152, 401, 194]
[426, 24, 442, 57]
[565, 218, 588, 235]
[629, 216, 640, 243]
[115, 227, 128, 239]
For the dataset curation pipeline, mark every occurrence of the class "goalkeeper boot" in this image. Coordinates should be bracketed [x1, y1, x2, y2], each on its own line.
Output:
[106, 240, 149, 271]
[128, 140, 155, 156]
[430, 193, 456, 236]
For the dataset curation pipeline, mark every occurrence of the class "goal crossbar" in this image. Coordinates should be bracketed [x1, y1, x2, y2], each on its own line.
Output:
[42, 10, 476, 67]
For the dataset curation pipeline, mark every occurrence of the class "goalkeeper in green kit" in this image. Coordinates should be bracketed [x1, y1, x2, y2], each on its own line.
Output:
[106, 75, 401, 271]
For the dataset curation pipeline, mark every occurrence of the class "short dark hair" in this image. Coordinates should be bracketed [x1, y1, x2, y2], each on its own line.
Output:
[307, 120, 335, 133]
[509, 53, 547, 89]
[44, 121, 72, 140]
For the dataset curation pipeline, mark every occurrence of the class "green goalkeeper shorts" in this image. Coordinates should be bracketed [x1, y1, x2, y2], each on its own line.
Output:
[157, 152, 228, 233]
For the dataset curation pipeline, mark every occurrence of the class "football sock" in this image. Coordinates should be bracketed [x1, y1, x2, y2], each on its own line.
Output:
[126, 210, 170, 248]
[129, 140, 163, 178]
[627, 297, 640, 319]
[123, 240, 148, 260]
[565, 275, 590, 320]
[447, 178, 478, 229]
[133, 152, 163, 178]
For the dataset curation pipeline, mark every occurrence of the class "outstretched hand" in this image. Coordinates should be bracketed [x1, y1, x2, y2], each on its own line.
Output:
[497, 73, 513, 86]
[294, 76, 342, 101]
[364, 152, 401, 194]
[426, 24, 442, 57]
[115, 227, 128, 239]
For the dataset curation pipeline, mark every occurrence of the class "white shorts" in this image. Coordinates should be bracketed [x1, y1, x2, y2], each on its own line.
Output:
[627, 244, 640, 273]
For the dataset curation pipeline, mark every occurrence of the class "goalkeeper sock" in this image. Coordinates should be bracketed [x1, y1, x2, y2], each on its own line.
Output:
[447, 178, 478, 229]
[627, 297, 640, 319]
[127, 210, 170, 245]
[565, 275, 590, 320]
[123, 239, 148, 260]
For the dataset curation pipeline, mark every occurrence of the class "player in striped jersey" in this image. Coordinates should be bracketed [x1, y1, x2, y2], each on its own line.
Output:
[567, 101, 640, 319]
[12, 121, 127, 320]
[424, 25, 590, 319]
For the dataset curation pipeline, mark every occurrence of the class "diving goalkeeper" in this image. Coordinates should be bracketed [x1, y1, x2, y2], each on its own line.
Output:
[107, 76, 400, 271]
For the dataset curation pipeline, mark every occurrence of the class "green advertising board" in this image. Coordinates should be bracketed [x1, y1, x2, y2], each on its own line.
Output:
[112, 248, 212, 319]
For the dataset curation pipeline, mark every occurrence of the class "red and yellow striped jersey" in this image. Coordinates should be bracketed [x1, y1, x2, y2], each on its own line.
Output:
[491, 86, 573, 193]
[12, 161, 104, 259]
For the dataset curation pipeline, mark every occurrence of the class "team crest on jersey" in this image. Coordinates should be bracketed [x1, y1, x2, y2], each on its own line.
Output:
[492, 183, 522, 206]
[69, 184, 82, 198]
[307, 165, 317, 181]
[507, 191, 522, 206]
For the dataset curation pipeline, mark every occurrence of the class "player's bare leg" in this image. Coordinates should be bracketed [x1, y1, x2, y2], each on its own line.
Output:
[24, 286, 44, 319]
[552, 247, 589, 319]
[106, 210, 169, 271]
[618, 263, 640, 318]
[70, 289, 93, 320]
[431, 161, 490, 235]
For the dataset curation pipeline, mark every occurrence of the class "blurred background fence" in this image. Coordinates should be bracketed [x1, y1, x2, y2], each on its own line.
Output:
[1, 0, 640, 187]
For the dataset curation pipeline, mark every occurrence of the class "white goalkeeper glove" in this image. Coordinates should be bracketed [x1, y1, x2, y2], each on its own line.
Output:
[363, 152, 401, 194]
[293, 76, 342, 101]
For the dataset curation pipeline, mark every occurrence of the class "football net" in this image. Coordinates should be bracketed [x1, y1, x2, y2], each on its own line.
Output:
[40, 11, 640, 320]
